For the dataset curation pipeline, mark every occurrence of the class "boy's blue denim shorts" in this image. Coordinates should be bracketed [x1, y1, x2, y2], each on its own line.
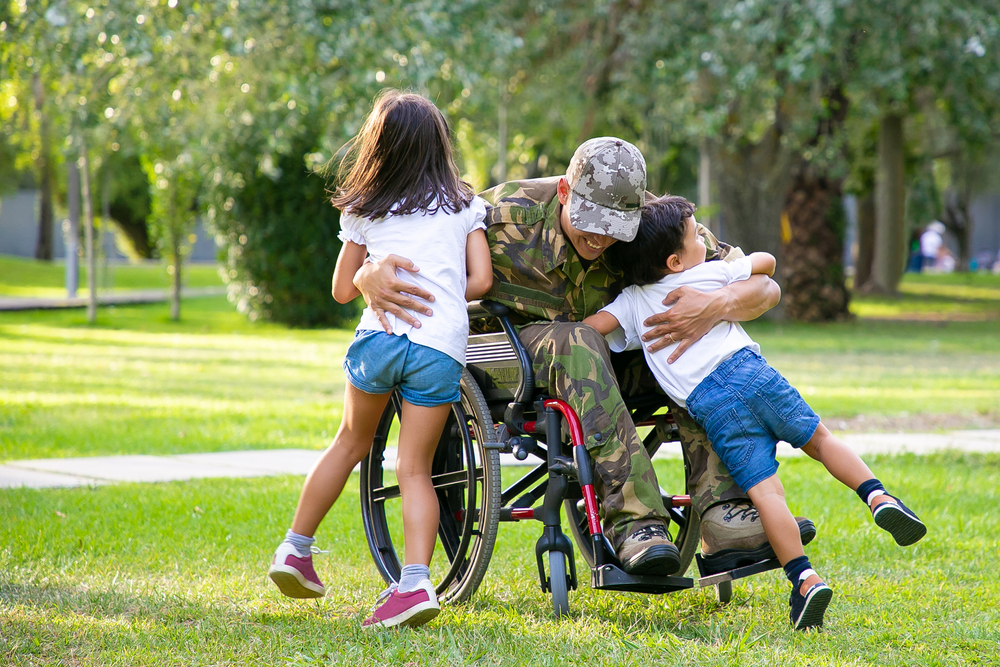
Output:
[685, 348, 821, 493]
[343, 330, 462, 407]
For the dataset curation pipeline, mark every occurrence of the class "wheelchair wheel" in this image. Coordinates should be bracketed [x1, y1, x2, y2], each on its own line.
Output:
[360, 369, 501, 604]
[565, 427, 700, 575]
[548, 550, 570, 617]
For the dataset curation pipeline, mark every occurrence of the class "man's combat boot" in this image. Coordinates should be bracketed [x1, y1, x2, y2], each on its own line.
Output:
[698, 500, 816, 576]
[617, 523, 682, 576]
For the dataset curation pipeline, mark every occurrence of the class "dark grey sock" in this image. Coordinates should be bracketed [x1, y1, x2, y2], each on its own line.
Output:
[398, 564, 430, 592]
[284, 529, 315, 557]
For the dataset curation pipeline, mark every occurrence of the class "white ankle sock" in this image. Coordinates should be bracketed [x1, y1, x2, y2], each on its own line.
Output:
[398, 564, 430, 592]
[284, 529, 315, 557]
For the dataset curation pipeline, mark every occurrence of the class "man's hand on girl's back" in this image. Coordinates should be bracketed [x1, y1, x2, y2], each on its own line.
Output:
[353, 254, 436, 334]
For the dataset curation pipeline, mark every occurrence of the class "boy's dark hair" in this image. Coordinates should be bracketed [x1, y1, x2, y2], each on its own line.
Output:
[330, 89, 474, 219]
[607, 195, 697, 286]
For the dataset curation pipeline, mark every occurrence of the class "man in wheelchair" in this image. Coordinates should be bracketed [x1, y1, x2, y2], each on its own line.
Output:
[352, 137, 812, 579]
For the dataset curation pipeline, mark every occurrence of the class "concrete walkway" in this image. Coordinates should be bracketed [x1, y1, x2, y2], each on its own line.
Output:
[3, 429, 1000, 490]
[0, 286, 226, 311]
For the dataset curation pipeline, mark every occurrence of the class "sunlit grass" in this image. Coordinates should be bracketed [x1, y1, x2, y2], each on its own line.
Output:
[0, 253, 224, 298]
[1, 453, 997, 665]
[0, 297, 356, 460]
[850, 272, 1000, 320]
[2, 292, 999, 460]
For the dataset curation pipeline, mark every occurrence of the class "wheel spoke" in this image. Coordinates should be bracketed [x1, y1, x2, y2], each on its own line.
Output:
[370, 468, 477, 502]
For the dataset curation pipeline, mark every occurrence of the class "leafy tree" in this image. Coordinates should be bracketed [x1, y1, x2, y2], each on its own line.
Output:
[849, 0, 1000, 291]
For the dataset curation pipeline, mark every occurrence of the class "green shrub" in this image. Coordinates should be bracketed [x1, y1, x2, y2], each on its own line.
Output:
[209, 127, 357, 328]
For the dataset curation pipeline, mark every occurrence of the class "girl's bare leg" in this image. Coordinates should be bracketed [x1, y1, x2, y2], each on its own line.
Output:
[800, 423, 892, 509]
[395, 400, 452, 566]
[290, 385, 392, 536]
[746, 475, 823, 595]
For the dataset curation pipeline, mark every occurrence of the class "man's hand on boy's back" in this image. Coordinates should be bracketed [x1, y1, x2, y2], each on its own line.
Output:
[642, 286, 729, 361]
[353, 254, 435, 334]
[641, 274, 780, 362]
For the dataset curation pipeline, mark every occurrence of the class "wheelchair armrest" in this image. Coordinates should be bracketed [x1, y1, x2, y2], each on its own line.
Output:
[468, 299, 511, 320]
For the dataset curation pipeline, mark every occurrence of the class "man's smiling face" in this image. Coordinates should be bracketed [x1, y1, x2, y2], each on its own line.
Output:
[557, 180, 616, 261]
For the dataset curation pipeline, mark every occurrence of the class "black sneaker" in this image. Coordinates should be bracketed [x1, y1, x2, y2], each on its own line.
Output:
[790, 581, 833, 631]
[618, 524, 682, 576]
[872, 496, 926, 546]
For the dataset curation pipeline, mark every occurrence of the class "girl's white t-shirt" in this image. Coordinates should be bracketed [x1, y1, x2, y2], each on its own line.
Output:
[338, 196, 488, 365]
[599, 257, 760, 408]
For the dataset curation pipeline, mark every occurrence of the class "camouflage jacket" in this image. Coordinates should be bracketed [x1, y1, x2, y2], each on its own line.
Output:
[476, 177, 740, 329]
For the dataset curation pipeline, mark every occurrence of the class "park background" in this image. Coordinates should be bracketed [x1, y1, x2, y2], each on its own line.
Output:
[1, 1, 999, 665]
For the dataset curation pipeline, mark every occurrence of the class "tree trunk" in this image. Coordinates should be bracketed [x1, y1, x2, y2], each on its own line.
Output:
[698, 138, 716, 236]
[102, 168, 113, 290]
[865, 114, 905, 293]
[66, 159, 80, 297]
[942, 186, 973, 271]
[33, 74, 54, 261]
[170, 231, 182, 321]
[712, 126, 792, 319]
[781, 167, 852, 322]
[80, 137, 97, 323]
[854, 192, 875, 287]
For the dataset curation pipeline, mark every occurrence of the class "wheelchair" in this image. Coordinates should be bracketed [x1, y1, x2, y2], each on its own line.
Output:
[359, 301, 779, 616]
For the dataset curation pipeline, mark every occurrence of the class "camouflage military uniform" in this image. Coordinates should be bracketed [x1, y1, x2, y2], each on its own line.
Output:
[477, 177, 751, 549]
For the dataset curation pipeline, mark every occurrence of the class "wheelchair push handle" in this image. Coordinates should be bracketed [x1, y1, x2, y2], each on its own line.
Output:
[467, 299, 511, 320]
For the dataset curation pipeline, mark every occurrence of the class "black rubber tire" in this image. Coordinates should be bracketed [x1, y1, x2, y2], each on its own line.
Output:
[360, 369, 501, 604]
[549, 550, 570, 617]
[566, 427, 700, 575]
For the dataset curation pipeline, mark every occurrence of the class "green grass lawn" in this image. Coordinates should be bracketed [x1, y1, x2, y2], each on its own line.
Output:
[2, 274, 999, 663]
[0, 298, 355, 461]
[2, 287, 998, 461]
[850, 271, 1000, 321]
[0, 254, 224, 298]
[2, 454, 997, 665]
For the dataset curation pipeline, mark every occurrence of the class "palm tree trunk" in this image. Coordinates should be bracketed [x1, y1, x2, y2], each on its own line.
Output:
[782, 168, 852, 321]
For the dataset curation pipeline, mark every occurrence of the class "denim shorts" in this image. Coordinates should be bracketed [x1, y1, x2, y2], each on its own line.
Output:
[343, 330, 462, 407]
[686, 348, 820, 493]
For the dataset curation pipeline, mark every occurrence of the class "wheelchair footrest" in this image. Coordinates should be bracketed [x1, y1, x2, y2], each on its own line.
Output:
[591, 564, 694, 594]
[694, 554, 781, 588]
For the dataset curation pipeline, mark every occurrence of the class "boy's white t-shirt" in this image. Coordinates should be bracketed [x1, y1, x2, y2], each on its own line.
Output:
[599, 256, 760, 408]
[338, 196, 488, 365]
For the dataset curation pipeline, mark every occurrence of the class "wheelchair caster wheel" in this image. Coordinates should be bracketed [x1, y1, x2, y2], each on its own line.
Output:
[716, 579, 733, 604]
[549, 551, 570, 617]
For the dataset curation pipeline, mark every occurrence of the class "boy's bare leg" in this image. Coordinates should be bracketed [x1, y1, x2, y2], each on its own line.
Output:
[800, 423, 892, 509]
[396, 400, 452, 566]
[746, 475, 823, 596]
[290, 385, 392, 536]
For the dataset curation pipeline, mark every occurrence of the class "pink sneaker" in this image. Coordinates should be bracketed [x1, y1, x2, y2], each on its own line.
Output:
[268, 542, 326, 598]
[362, 580, 440, 629]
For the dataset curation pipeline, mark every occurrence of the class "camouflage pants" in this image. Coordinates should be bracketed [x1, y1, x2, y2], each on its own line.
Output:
[613, 349, 751, 516]
[519, 323, 749, 548]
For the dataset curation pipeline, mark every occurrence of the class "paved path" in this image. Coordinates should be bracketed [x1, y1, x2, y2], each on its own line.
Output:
[0, 286, 226, 311]
[3, 429, 999, 489]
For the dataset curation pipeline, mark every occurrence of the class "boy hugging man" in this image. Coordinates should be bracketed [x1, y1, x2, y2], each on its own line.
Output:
[583, 196, 926, 631]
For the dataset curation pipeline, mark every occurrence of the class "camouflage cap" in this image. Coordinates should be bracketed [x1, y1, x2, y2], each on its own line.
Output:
[566, 137, 646, 242]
